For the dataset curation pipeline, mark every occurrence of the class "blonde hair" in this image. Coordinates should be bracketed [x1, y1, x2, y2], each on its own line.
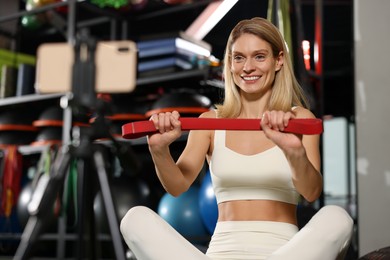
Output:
[216, 17, 309, 118]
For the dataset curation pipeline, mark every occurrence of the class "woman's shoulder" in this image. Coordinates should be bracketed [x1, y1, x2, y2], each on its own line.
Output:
[291, 106, 316, 119]
[199, 109, 217, 119]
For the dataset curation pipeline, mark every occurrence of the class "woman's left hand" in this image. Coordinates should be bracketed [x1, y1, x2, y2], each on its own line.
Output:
[261, 110, 304, 153]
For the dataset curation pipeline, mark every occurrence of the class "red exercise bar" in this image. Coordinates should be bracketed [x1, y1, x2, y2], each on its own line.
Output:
[122, 118, 323, 139]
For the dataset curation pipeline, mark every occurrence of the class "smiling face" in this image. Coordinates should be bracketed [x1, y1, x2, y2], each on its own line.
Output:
[230, 33, 283, 96]
[218, 18, 305, 118]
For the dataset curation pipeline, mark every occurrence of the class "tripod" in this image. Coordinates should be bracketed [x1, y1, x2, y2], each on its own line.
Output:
[14, 31, 136, 260]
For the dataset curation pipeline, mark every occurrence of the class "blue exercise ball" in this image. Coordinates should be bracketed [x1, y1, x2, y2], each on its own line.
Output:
[198, 170, 218, 234]
[157, 186, 208, 243]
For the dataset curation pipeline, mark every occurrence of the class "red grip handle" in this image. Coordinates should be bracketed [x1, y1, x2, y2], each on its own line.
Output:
[122, 118, 323, 139]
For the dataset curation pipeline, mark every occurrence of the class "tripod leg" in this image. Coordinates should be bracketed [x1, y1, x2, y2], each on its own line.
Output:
[76, 158, 98, 259]
[93, 148, 126, 260]
[14, 147, 72, 260]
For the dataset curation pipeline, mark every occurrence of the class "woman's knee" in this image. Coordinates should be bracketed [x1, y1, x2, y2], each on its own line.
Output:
[319, 205, 353, 231]
[120, 206, 154, 236]
[313, 205, 354, 244]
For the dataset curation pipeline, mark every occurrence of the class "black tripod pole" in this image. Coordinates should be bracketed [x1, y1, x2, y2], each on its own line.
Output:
[69, 30, 126, 260]
[93, 145, 127, 259]
[70, 125, 126, 260]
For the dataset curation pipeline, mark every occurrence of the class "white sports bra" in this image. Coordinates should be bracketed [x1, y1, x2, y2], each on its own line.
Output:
[209, 130, 300, 205]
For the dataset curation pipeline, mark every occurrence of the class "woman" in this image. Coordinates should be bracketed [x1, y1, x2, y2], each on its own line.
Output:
[120, 17, 353, 260]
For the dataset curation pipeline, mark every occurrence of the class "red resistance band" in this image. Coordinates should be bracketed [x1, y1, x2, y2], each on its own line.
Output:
[122, 118, 323, 139]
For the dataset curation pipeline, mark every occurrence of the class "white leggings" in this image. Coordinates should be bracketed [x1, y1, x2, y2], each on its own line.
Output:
[120, 205, 353, 260]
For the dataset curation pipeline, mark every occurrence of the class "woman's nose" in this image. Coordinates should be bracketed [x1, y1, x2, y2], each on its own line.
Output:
[243, 58, 255, 73]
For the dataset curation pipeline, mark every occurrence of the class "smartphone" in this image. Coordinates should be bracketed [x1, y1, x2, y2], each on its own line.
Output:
[35, 40, 137, 94]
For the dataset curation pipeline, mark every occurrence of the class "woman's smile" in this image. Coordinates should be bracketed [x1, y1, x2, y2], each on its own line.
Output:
[241, 75, 261, 82]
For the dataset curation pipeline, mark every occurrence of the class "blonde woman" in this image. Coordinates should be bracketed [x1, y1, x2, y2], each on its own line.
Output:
[120, 17, 353, 260]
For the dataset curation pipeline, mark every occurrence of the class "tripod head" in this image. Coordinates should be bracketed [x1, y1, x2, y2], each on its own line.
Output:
[66, 29, 140, 175]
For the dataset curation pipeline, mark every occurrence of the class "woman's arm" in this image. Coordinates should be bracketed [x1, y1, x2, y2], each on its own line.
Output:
[147, 110, 213, 197]
[261, 108, 323, 202]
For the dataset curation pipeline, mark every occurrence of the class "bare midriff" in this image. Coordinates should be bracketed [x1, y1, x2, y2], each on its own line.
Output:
[217, 200, 297, 225]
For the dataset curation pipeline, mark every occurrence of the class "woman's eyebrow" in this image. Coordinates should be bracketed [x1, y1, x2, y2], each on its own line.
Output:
[232, 49, 270, 55]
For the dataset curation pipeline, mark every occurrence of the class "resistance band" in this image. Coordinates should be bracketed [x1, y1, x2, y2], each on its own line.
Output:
[122, 118, 323, 139]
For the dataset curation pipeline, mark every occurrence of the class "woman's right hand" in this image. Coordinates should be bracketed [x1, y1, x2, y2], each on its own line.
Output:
[147, 111, 182, 148]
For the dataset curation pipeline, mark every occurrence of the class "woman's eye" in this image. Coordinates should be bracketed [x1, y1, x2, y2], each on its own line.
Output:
[255, 55, 266, 61]
[233, 55, 244, 62]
